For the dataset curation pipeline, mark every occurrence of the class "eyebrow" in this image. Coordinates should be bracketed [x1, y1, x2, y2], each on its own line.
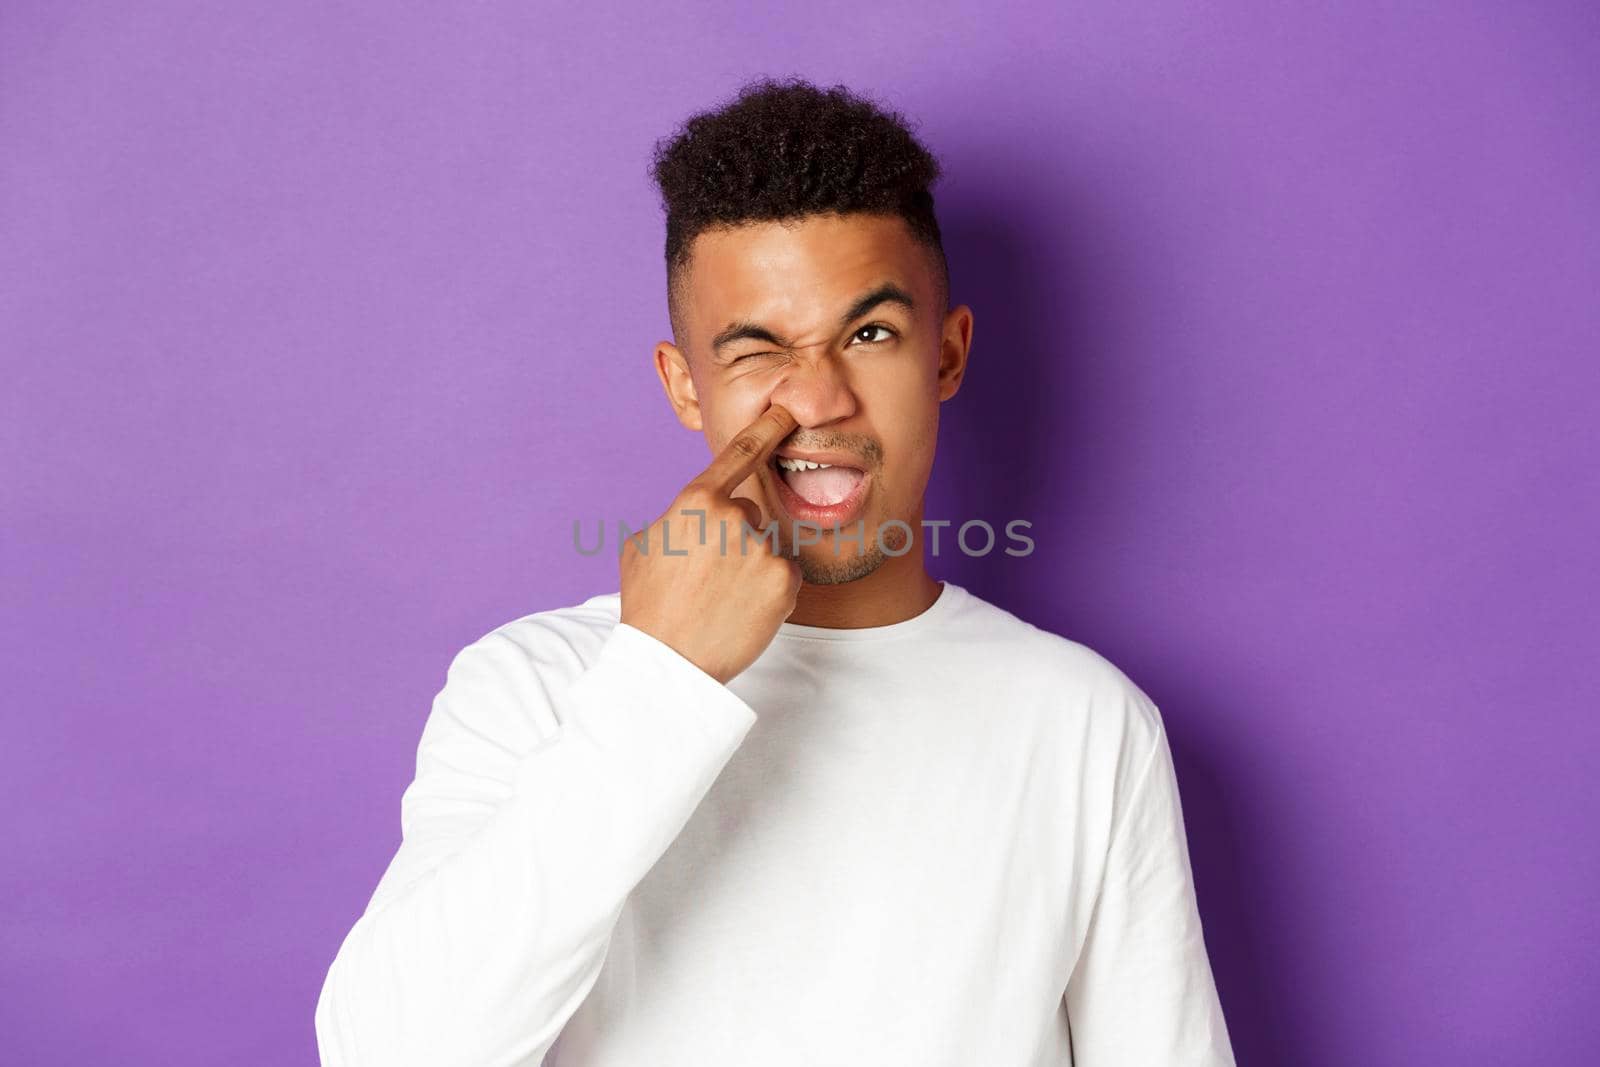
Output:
[709, 282, 917, 356]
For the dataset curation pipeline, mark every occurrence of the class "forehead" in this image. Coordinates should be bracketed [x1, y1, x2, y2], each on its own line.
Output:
[678, 212, 931, 348]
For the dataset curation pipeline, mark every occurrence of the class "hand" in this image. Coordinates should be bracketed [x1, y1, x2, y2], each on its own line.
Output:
[619, 403, 802, 685]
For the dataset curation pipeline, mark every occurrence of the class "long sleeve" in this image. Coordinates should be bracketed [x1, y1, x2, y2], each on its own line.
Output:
[314, 620, 758, 1067]
[1063, 699, 1235, 1066]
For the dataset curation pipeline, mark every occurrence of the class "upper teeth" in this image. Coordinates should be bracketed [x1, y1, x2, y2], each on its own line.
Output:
[777, 457, 832, 471]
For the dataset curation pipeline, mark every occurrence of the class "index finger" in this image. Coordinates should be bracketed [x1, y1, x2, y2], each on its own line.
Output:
[692, 403, 799, 496]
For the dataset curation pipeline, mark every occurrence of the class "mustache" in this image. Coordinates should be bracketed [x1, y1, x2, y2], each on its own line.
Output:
[778, 429, 884, 468]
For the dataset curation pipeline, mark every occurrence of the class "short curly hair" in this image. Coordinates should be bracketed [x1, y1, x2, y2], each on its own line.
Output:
[649, 75, 949, 342]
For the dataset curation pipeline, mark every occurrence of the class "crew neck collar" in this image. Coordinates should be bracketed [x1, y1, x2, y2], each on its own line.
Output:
[774, 580, 966, 642]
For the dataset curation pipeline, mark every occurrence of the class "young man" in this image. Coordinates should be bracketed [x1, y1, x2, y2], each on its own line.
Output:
[315, 77, 1236, 1066]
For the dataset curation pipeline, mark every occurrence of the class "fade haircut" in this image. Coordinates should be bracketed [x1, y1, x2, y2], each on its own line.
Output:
[649, 76, 949, 345]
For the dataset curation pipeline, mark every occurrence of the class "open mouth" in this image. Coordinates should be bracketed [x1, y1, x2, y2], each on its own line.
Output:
[772, 455, 867, 507]
[767, 451, 872, 528]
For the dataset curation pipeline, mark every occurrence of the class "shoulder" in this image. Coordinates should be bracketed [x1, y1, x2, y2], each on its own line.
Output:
[950, 590, 1174, 842]
[446, 591, 622, 682]
[419, 592, 625, 753]
[947, 585, 1165, 750]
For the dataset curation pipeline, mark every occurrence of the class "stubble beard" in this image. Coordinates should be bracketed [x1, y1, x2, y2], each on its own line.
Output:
[793, 538, 888, 585]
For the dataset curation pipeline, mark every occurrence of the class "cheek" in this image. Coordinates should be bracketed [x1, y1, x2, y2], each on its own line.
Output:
[700, 372, 782, 449]
[857, 359, 939, 492]
[858, 344, 940, 403]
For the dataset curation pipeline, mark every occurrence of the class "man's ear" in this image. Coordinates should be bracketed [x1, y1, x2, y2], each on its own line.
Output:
[654, 341, 703, 430]
[937, 304, 975, 402]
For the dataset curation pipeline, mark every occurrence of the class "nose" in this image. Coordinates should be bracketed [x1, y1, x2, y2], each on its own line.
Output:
[768, 351, 858, 428]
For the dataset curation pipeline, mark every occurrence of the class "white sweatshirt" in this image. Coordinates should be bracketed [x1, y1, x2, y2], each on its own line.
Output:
[314, 582, 1235, 1066]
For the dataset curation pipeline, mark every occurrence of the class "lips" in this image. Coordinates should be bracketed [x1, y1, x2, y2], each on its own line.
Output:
[769, 451, 871, 526]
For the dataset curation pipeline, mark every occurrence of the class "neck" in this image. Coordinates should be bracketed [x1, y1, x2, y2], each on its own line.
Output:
[786, 538, 943, 630]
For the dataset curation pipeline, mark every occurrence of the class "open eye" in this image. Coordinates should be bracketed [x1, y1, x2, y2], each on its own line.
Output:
[850, 323, 898, 346]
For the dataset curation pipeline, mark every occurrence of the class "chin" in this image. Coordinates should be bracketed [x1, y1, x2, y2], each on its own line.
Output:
[795, 544, 888, 586]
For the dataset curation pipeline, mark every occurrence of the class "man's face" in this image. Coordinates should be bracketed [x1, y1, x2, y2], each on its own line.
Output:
[655, 211, 973, 584]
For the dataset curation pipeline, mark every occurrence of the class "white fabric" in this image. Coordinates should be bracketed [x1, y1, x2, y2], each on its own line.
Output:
[315, 581, 1235, 1066]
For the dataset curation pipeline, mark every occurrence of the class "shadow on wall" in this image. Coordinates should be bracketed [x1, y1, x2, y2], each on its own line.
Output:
[927, 170, 1300, 1066]
[1167, 715, 1304, 1066]
[927, 188, 1067, 615]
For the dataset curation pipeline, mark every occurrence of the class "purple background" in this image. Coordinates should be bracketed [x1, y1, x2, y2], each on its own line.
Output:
[3, 2, 1596, 1063]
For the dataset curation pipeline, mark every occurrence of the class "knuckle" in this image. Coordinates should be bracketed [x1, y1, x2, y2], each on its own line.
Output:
[728, 433, 762, 461]
[680, 484, 715, 509]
